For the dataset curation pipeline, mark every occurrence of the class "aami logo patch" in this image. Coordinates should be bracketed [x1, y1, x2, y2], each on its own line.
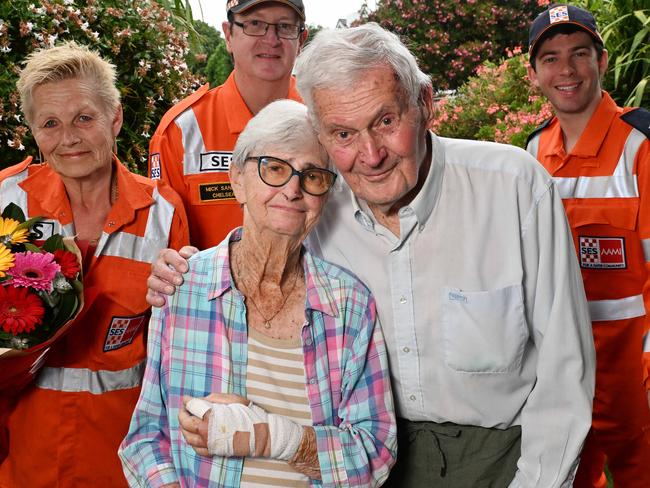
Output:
[200, 152, 232, 172]
[150, 153, 161, 180]
[579, 236, 626, 269]
[104, 314, 147, 352]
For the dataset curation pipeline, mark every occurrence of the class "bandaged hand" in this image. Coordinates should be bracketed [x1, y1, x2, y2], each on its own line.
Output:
[185, 396, 304, 461]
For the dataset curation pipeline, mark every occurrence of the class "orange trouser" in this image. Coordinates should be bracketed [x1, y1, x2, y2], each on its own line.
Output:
[574, 318, 650, 488]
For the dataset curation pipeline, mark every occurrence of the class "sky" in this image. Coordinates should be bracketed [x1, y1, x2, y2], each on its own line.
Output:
[189, 0, 377, 34]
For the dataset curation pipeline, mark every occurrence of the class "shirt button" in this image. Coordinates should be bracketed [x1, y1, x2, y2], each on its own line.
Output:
[409, 395, 416, 401]
[305, 338, 313, 346]
[399, 296, 407, 304]
[309, 378, 317, 385]
[108, 221, 115, 227]
[402, 347, 410, 353]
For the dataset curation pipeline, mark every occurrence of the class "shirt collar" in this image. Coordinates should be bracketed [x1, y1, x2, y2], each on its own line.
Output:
[20, 155, 153, 227]
[570, 91, 619, 157]
[208, 227, 339, 318]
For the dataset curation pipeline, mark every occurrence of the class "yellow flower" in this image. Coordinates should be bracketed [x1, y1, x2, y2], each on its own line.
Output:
[0, 217, 29, 244]
[0, 243, 15, 278]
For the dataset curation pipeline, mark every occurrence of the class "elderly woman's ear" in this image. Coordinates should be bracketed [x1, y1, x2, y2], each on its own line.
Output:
[229, 163, 247, 205]
[111, 104, 124, 138]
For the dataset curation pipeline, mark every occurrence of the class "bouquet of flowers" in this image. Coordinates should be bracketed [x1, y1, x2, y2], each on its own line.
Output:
[0, 203, 84, 461]
[0, 203, 84, 391]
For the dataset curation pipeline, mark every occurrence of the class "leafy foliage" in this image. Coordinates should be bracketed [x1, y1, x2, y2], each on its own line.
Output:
[205, 39, 233, 87]
[187, 20, 225, 79]
[431, 51, 553, 148]
[0, 0, 202, 174]
[574, 0, 649, 107]
[358, 0, 546, 91]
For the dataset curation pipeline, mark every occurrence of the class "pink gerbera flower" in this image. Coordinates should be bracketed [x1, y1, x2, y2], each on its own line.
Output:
[10, 251, 61, 291]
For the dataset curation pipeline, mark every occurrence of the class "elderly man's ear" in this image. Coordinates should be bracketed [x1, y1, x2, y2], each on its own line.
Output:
[419, 85, 435, 129]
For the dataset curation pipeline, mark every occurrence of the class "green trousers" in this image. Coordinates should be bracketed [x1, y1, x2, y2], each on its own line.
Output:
[382, 419, 521, 488]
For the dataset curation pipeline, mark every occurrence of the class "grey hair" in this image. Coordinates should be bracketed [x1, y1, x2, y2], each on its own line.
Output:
[294, 22, 432, 128]
[232, 99, 330, 169]
[17, 41, 120, 126]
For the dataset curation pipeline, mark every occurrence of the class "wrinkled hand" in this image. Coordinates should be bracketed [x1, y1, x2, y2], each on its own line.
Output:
[180, 393, 302, 460]
[179, 394, 249, 457]
[146, 246, 198, 307]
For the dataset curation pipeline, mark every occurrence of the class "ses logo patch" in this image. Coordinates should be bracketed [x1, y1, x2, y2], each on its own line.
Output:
[104, 314, 147, 352]
[150, 153, 161, 180]
[579, 236, 626, 269]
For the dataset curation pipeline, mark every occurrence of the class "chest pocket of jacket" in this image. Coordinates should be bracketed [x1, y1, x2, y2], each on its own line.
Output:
[441, 284, 528, 373]
[565, 198, 638, 231]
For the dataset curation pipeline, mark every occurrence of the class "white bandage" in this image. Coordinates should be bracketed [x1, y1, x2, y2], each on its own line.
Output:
[186, 398, 212, 419]
[267, 413, 304, 461]
[186, 397, 304, 460]
[207, 402, 267, 457]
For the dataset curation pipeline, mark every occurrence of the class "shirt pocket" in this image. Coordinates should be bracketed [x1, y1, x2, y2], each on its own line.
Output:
[565, 198, 638, 231]
[441, 284, 528, 373]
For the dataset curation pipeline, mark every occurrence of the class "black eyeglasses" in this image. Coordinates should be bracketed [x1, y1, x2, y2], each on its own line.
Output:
[246, 156, 337, 196]
[232, 20, 304, 39]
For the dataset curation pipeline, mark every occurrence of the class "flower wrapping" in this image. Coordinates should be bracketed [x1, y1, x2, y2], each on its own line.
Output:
[0, 203, 85, 462]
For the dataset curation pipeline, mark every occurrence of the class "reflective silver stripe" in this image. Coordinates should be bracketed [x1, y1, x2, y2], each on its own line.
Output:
[0, 169, 29, 212]
[642, 238, 650, 263]
[36, 360, 145, 394]
[99, 187, 174, 263]
[526, 133, 540, 160]
[644, 331, 650, 353]
[553, 129, 646, 199]
[588, 295, 645, 322]
[0, 170, 75, 236]
[176, 107, 207, 175]
[553, 174, 638, 199]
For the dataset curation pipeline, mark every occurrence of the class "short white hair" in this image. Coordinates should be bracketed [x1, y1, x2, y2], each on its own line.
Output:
[232, 99, 329, 168]
[294, 23, 432, 128]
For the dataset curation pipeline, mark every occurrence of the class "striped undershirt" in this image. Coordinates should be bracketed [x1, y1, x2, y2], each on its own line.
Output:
[241, 327, 313, 488]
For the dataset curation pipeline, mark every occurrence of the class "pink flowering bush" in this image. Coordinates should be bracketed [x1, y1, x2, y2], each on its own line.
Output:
[0, 0, 202, 174]
[359, 0, 549, 91]
[431, 52, 553, 148]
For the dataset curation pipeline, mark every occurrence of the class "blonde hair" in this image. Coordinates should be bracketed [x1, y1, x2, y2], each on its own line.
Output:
[17, 41, 120, 125]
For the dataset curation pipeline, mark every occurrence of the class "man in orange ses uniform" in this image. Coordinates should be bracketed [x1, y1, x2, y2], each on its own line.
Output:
[149, 0, 307, 249]
[526, 4, 650, 487]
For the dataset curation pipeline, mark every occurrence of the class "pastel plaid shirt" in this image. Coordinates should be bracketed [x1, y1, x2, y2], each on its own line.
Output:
[119, 228, 396, 487]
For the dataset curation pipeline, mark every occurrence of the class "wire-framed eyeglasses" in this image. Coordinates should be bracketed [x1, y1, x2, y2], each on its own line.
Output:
[232, 20, 304, 39]
[246, 156, 337, 196]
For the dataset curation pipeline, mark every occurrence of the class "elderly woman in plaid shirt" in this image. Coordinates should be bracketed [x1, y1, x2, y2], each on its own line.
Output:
[119, 99, 396, 488]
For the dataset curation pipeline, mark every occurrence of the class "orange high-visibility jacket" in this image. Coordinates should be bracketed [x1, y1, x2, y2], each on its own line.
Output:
[0, 157, 189, 488]
[527, 92, 650, 487]
[527, 92, 650, 391]
[148, 71, 303, 250]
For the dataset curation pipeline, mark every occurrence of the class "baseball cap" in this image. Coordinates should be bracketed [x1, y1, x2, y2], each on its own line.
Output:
[226, 0, 305, 21]
[529, 4, 603, 57]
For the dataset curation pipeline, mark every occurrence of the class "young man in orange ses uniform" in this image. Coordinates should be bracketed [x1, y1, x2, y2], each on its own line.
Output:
[527, 4, 650, 487]
[148, 0, 307, 249]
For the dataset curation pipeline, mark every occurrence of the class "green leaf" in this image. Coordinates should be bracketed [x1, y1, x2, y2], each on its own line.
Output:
[23, 242, 42, 253]
[42, 234, 65, 253]
[1, 203, 26, 222]
[16, 215, 43, 232]
[50, 292, 79, 330]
